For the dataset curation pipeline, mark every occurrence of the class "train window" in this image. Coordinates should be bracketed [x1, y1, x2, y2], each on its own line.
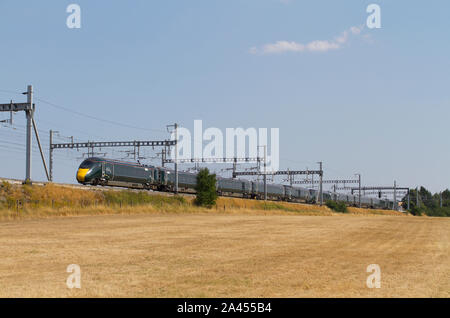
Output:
[114, 164, 128, 177]
[133, 167, 142, 178]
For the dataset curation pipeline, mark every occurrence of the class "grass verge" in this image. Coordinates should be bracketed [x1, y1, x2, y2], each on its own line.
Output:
[0, 182, 405, 221]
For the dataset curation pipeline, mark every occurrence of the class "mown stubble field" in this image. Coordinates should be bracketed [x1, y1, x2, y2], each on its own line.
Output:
[0, 213, 448, 297]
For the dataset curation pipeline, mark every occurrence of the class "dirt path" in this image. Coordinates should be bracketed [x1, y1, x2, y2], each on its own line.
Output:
[0, 214, 448, 297]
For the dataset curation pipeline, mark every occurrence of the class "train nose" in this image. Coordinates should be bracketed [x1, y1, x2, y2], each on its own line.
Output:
[76, 168, 90, 182]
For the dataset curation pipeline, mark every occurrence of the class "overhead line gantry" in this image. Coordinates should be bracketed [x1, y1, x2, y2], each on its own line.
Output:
[50, 138, 176, 182]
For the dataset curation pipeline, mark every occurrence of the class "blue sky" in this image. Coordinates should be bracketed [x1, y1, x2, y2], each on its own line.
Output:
[0, 0, 449, 193]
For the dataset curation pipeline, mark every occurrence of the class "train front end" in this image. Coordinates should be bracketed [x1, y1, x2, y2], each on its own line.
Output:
[76, 158, 102, 184]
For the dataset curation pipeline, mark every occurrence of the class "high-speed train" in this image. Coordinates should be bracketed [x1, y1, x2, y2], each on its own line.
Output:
[76, 157, 395, 209]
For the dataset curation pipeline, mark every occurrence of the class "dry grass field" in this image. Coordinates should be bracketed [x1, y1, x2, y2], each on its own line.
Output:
[0, 213, 448, 298]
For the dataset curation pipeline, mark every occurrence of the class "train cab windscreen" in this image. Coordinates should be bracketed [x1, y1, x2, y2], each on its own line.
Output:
[79, 159, 98, 169]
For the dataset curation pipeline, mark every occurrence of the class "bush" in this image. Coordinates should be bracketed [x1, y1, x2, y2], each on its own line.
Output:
[409, 205, 450, 217]
[194, 168, 218, 208]
[1, 181, 12, 193]
[325, 200, 348, 213]
[410, 206, 424, 216]
[425, 207, 450, 217]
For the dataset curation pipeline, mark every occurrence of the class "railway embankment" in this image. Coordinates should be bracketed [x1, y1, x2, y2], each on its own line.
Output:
[0, 180, 406, 221]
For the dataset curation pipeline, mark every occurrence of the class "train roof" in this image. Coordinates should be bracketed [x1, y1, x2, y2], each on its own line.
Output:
[82, 157, 155, 168]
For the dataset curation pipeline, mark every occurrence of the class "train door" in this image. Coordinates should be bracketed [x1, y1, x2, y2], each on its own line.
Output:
[159, 170, 166, 185]
[104, 162, 114, 181]
[153, 169, 158, 184]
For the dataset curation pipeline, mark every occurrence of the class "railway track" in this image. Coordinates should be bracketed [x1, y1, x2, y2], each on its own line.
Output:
[0, 176, 196, 198]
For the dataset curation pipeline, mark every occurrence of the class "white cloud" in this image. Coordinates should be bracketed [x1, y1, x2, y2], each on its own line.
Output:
[250, 25, 365, 55]
[350, 26, 362, 35]
[261, 41, 305, 54]
[306, 40, 340, 52]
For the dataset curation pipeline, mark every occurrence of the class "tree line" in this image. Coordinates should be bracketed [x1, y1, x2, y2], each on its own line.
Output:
[402, 187, 450, 217]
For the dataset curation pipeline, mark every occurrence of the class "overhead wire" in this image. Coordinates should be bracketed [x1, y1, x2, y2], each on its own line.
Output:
[35, 97, 167, 134]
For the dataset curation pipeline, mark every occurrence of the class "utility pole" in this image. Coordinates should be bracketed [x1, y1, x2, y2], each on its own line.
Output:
[393, 180, 397, 211]
[49, 130, 53, 182]
[86, 141, 91, 157]
[264, 145, 267, 200]
[157, 144, 168, 167]
[416, 187, 419, 208]
[288, 169, 293, 186]
[1, 85, 49, 182]
[161, 148, 166, 167]
[49, 130, 59, 182]
[440, 192, 443, 208]
[25, 85, 33, 183]
[32, 117, 50, 181]
[407, 189, 410, 210]
[175, 123, 179, 194]
[168, 123, 179, 194]
[166, 123, 179, 194]
[355, 173, 361, 208]
[318, 161, 323, 206]
[257, 145, 267, 200]
[164, 147, 167, 167]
